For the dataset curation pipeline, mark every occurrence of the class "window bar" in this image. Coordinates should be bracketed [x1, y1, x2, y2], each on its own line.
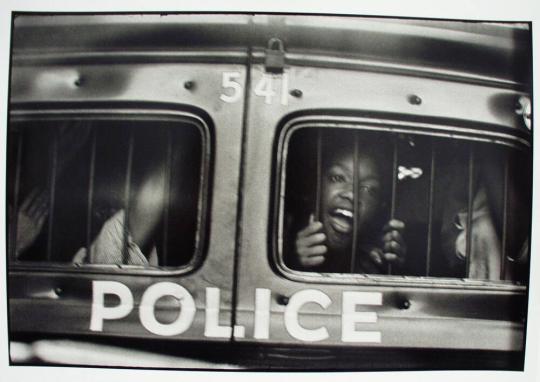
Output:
[46, 129, 59, 262]
[465, 144, 475, 277]
[425, 141, 436, 276]
[10, 132, 24, 261]
[500, 156, 509, 280]
[86, 129, 97, 263]
[350, 133, 360, 273]
[122, 132, 135, 265]
[314, 129, 323, 221]
[161, 130, 173, 266]
[388, 136, 398, 275]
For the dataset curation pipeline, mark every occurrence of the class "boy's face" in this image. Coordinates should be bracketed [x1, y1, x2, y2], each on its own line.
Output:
[321, 150, 381, 252]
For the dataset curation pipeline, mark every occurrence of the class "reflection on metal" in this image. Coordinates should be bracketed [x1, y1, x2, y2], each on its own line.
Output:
[162, 129, 173, 266]
[425, 143, 436, 277]
[501, 158, 509, 279]
[122, 132, 135, 264]
[465, 145, 475, 277]
[350, 134, 360, 273]
[388, 136, 399, 275]
[10, 134, 23, 261]
[315, 129, 323, 221]
[46, 130, 59, 262]
[86, 130, 97, 264]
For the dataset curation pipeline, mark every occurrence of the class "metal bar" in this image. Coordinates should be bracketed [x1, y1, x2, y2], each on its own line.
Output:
[350, 133, 359, 273]
[500, 156, 509, 280]
[122, 132, 135, 264]
[46, 129, 59, 261]
[425, 141, 436, 276]
[161, 129, 173, 266]
[465, 144, 475, 277]
[315, 129, 323, 221]
[86, 129, 97, 263]
[10, 132, 24, 261]
[388, 136, 398, 275]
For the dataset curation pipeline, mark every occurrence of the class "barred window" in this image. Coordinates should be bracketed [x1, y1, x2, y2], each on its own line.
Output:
[280, 126, 531, 283]
[7, 114, 208, 269]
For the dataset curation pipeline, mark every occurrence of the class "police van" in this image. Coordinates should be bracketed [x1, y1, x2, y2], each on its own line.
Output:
[6, 13, 533, 370]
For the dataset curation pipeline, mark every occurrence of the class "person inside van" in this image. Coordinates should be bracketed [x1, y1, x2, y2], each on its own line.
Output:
[292, 137, 407, 274]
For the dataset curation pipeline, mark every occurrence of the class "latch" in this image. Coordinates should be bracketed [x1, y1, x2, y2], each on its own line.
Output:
[265, 38, 285, 74]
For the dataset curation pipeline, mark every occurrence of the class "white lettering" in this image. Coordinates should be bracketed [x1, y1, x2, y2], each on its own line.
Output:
[90, 281, 134, 332]
[220, 71, 243, 103]
[139, 282, 196, 336]
[284, 290, 331, 342]
[254, 74, 276, 105]
[254, 288, 271, 339]
[204, 287, 232, 338]
[341, 291, 382, 343]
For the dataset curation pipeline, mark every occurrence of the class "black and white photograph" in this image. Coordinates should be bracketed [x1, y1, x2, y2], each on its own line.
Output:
[1, 1, 539, 381]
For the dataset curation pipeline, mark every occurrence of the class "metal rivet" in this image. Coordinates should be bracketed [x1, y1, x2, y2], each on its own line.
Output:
[74, 77, 83, 87]
[277, 295, 289, 305]
[184, 81, 195, 90]
[408, 94, 422, 105]
[290, 89, 303, 98]
[399, 299, 411, 310]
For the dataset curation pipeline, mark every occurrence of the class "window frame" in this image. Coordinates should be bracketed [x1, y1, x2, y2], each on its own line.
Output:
[7, 106, 213, 276]
[273, 114, 531, 291]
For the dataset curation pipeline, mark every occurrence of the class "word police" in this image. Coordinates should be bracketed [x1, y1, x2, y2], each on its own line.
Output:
[90, 281, 383, 343]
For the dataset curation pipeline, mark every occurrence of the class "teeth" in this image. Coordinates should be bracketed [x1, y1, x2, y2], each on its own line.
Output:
[335, 208, 353, 218]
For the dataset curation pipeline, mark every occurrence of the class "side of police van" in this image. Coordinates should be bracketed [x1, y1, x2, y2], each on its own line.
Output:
[6, 14, 533, 370]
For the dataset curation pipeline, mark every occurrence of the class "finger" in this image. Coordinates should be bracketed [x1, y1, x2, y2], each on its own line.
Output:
[302, 245, 328, 257]
[29, 194, 47, 217]
[35, 213, 48, 228]
[35, 203, 50, 222]
[369, 248, 384, 267]
[298, 233, 326, 247]
[383, 231, 405, 248]
[383, 240, 403, 255]
[383, 229, 404, 243]
[309, 213, 315, 224]
[383, 219, 405, 232]
[297, 221, 323, 238]
[383, 252, 404, 265]
[301, 255, 325, 267]
[20, 189, 40, 211]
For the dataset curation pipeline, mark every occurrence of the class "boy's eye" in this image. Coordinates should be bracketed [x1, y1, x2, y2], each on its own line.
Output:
[359, 185, 380, 197]
[329, 174, 346, 183]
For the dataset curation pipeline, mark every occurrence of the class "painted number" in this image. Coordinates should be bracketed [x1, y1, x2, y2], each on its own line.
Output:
[220, 72, 243, 103]
[220, 71, 290, 106]
[254, 73, 289, 106]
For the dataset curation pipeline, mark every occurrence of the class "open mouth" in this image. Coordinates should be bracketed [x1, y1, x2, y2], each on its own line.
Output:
[329, 207, 353, 234]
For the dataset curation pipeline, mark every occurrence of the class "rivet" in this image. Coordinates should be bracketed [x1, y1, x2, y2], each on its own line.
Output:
[184, 80, 195, 90]
[408, 94, 422, 105]
[74, 77, 83, 87]
[290, 89, 303, 98]
[54, 287, 63, 296]
[399, 299, 411, 310]
[277, 295, 289, 305]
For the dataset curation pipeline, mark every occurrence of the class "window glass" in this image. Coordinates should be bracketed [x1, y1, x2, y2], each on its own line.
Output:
[7, 117, 206, 268]
[281, 127, 531, 283]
